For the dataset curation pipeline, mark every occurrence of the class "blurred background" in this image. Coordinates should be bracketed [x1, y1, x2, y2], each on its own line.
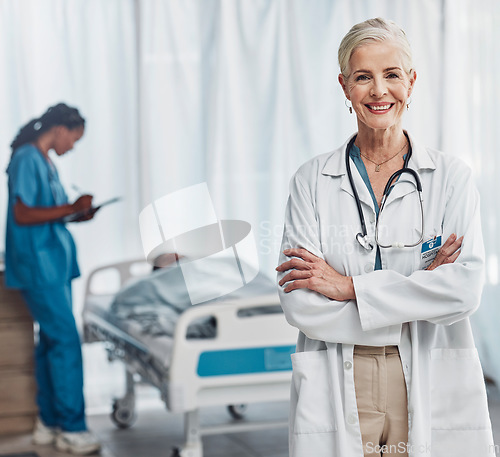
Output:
[1, 0, 500, 405]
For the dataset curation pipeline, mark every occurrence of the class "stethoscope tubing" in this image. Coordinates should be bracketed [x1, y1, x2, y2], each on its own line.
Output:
[345, 134, 424, 250]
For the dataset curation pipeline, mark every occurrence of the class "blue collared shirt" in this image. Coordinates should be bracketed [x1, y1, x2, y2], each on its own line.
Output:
[349, 143, 382, 271]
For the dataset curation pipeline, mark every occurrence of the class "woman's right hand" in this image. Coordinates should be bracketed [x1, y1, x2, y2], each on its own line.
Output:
[426, 233, 463, 271]
[71, 194, 93, 213]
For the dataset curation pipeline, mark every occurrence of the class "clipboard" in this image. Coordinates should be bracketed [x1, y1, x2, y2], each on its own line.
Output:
[63, 196, 122, 222]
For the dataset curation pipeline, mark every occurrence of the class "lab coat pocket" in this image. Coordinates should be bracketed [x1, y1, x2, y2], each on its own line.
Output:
[430, 348, 490, 430]
[291, 350, 337, 434]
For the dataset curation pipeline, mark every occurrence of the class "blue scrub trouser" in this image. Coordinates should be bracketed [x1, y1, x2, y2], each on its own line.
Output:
[21, 283, 87, 432]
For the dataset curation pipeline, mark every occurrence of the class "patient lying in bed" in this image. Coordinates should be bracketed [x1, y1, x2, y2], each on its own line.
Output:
[109, 256, 280, 340]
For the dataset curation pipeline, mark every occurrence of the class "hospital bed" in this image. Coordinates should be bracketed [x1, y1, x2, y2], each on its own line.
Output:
[82, 259, 297, 457]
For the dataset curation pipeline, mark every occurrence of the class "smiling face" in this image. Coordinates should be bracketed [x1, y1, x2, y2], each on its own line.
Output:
[339, 41, 416, 135]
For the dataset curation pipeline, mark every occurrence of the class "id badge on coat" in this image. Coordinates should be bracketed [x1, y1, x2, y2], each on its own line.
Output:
[420, 235, 442, 269]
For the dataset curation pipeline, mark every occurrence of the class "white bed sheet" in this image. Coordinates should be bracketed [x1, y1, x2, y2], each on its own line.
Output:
[83, 269, 281, 370]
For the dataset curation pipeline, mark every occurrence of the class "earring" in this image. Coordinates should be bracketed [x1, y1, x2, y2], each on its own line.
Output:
[345, 99, 353, 114]
[406, 97, 412, 111]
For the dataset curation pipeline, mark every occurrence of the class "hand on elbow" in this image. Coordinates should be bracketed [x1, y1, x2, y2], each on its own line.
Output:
[276, 247, 355, 301]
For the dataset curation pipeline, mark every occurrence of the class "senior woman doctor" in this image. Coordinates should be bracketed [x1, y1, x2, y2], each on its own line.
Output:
[276, 18, 493, 457]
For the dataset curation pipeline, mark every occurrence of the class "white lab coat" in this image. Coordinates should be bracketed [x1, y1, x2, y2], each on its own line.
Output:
[277, 133, 494, 457]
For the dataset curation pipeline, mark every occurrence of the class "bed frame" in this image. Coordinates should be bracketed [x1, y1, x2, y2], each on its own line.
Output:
[82, 259, 297, 457]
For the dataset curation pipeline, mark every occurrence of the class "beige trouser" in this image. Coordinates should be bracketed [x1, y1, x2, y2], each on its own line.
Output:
[353, 345, 409, 457]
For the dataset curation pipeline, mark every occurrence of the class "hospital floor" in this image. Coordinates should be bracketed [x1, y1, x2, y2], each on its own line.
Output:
[5, 396, 500, 457]
[2, 343, 500, 457]
[0, 344, 290, 457]
[0, 395, 289, 457]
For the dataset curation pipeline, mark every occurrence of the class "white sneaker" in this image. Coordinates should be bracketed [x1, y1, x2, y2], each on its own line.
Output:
[55, 430, 101, 455]
[32, 417, 58, 445]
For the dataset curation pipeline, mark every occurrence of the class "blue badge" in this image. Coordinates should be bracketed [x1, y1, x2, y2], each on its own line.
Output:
[420, 235, 442, 269]
[421, 236, 442, 253]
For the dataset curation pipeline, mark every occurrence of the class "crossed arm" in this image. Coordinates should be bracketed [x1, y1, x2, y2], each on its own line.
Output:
[276, 233, 463, 301]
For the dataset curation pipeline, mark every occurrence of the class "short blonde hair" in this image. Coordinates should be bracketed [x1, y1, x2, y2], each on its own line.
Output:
[338, 18, 413, 78]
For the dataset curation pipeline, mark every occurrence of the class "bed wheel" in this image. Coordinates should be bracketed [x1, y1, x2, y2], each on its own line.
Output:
[227, 404, 247, 420]
[111, 398, 137, 428]
[171, 446, 202, 457]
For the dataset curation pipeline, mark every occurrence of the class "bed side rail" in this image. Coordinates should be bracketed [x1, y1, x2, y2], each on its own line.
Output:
[169, 294, 297, 412]
[84, 258, 151, 298]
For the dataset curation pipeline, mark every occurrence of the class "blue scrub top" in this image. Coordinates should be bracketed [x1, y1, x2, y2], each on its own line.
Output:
[5, 144, 80, 288]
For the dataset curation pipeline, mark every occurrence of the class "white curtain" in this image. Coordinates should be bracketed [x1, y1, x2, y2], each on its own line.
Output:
[0, 0, 141, 302]
[1, 0, 500, 392]
[137, 0, 448, 278]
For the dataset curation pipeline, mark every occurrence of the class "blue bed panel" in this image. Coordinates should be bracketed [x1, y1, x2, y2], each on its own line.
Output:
[197, 345, 296, 377]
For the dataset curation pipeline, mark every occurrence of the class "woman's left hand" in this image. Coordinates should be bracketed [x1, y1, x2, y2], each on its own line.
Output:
[276, 248, 355, 301]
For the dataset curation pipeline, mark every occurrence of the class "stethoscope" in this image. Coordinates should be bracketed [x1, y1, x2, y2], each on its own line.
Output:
[345, 134, 424, 251]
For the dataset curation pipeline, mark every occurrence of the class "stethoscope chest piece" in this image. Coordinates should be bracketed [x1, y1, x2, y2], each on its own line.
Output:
[356, 233, 373, 251]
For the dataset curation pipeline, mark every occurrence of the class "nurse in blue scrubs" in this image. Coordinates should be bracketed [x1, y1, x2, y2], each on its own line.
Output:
[5, 103, 101, 455]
